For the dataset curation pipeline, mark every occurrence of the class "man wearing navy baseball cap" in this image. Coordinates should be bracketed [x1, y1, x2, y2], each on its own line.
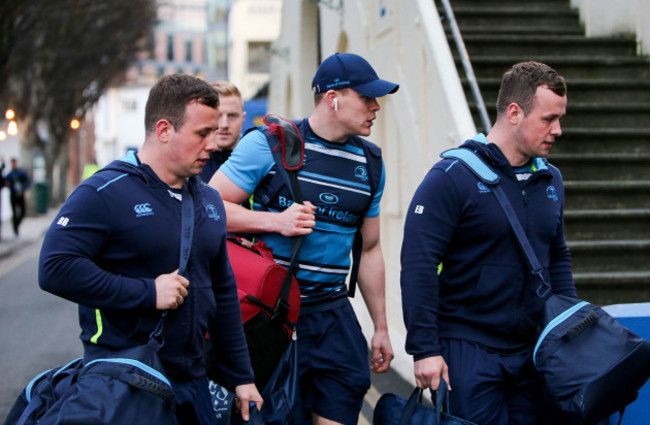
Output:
[210, 52, 398, 424]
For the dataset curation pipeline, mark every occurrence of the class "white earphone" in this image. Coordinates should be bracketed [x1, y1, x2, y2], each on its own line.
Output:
[333, 98, 338, 111]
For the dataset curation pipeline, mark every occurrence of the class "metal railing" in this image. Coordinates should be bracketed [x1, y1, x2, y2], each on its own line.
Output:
[439, 0, 492, 133]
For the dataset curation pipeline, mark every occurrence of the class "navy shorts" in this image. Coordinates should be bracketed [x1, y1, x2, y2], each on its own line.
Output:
[294, 299, 371, 425]
[441, 338, 542, 425]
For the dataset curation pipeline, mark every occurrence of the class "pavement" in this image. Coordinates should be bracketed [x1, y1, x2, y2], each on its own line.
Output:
[0, 208, 58, 261]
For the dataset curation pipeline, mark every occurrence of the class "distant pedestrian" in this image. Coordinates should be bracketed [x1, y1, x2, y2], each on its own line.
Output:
[0, 157, 5, 239]
[5, 158, 30, 236]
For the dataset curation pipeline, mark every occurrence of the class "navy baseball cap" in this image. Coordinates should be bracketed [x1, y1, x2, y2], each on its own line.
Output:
[312, 53, 399, 98]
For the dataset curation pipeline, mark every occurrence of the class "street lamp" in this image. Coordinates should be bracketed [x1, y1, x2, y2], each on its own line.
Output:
[70, 118, 80, 130]
[7, 121, 18, 136]
[2, 109, 18, 138]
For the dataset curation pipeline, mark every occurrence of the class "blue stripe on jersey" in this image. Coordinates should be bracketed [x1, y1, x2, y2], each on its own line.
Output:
[299, 170, 372, 192]
[260, 223, 356, 285]
[312, 219, 359, 234]
[305, 139, 365, 157]
[299, 285, 347, 299]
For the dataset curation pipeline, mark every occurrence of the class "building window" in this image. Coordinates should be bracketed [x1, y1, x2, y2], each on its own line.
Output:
[248, 42, 270, 73]
[167, 35, 174, 61]
[123, 100, 137, 111]
[186, 39, 192, 62]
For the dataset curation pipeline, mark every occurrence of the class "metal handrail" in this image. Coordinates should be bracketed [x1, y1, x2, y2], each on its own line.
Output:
[439, 0, 492, 133]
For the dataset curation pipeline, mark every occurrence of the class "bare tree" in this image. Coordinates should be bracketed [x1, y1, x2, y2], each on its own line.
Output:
[0, 0, 156, 205]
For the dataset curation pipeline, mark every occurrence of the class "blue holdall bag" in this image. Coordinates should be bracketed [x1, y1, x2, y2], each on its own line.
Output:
[443, 147, 650, 424]
[373, 380, 476, 425]
[3, 358, 83, 425]
[4, 334, 177, 425]
[533, 294, 650, 424]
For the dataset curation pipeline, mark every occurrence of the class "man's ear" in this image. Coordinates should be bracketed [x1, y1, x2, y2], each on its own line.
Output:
[156, 119, 173, 142]
[506, 103, 522, 125]
[326, 90, 338, 110]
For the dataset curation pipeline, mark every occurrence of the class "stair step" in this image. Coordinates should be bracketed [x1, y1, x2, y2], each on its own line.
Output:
[573, 270, 650, 306]
[446, 6, 579, 17]
[452, 35, 637, 57]
[445, 0, 571, 7]
[550, 153, 650, 180]
[553, 128, 650, 154]
[564, 181, 650, 209]
[574, 271, 650, 286]
[466, 78, 650, 103]
[568, 240, 650, 272]
[564, 209, 650, 240]
[462, 56, 650, 79]
[472, 102, 650, 129]
[448, 26, 585, 36]
[574, 272, 650, 306]
[444, 4, 574, 12]
[569, 239, 650, 250]
[440, 7, 581, 31]
[565, 208, 650, 218]
[565, 102, 650, 128]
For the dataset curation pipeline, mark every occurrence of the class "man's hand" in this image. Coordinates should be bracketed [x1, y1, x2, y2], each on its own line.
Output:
[370, 328, 394, 373]
[154, 269, 189, 310]
[414, 355, 450, 391]
[273, 201, 317, 236]
[234, 383, 263, 421]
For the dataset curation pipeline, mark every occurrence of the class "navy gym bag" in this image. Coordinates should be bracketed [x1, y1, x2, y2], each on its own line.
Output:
[4, 336, 177, 425]
[533, 294, 650, 423]
[4, 358, 83, 425]
[373, 380, 476, 425]
[443, 147, 650, 424]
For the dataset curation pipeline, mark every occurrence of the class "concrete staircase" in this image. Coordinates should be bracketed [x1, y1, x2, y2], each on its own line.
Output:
[439, 0, 650, 305]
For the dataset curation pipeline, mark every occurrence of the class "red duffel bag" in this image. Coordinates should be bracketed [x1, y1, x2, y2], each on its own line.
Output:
[206, 237, 300, 391]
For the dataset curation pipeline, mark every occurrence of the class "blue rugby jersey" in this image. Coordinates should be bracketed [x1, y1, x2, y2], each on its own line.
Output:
[220, 118, 385, 306]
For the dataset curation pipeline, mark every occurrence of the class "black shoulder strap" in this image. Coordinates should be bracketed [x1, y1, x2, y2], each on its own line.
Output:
[260, 114, 305, 326]
[347, 139, 383, 298]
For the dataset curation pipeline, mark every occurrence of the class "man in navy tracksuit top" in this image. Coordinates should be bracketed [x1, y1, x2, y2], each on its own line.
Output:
[401, 62, 578, 424]
[39, 74, 261, 424]
[210, 53, 398, 425]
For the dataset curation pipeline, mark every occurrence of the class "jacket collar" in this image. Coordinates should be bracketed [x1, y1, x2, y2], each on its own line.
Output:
[468, 133, 549, 172]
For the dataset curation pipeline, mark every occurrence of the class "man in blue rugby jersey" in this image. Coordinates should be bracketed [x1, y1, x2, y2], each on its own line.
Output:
[210, 53, 398, 425]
